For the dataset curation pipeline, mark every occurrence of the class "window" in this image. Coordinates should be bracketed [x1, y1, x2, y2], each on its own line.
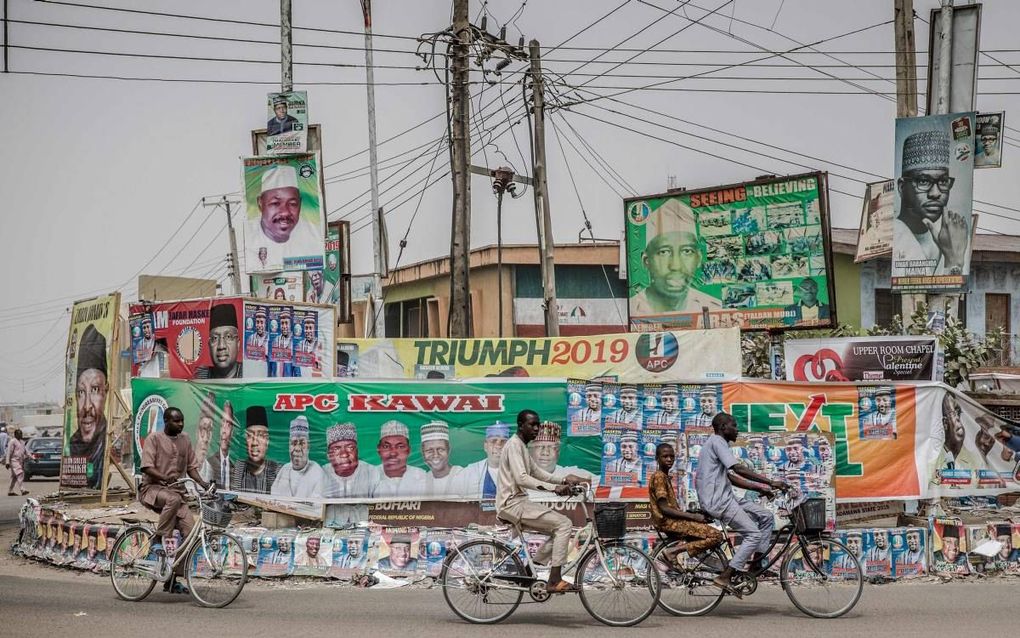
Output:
[873, 289, 900, 329]
[383, 297, 431, 338]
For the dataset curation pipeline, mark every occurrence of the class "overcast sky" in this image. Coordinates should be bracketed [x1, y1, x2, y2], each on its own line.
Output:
[1, 0, 1017, 403]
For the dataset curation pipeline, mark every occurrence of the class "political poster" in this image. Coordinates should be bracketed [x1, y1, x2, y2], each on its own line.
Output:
[854, 180, 895, 262]
[129, 311, 156, 365]
[785, 336, 942, 383]
[335, 328, 742, 382]
[974, 112, 1004, 169]
[624, 172, 835, 331]
[891, 526, 927, 578]
[305, 221, 351, 321]
[265, 91, 308, 155]
[242, 153, 326, 274]
[892, 113, 976, 292]
[61, 293, 120, 490]
[567, 379, 602, 436]
[250, 271, 305, 302]
[931, 518, 970, 575]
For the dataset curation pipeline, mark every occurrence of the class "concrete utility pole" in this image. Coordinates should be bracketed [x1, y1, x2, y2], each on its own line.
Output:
[448, 0, 473, 337]
[281, 0, 293, 92]
[528, 40, 560, 337]
[203, 197, 242, 295]
[361, 0, 385, 337]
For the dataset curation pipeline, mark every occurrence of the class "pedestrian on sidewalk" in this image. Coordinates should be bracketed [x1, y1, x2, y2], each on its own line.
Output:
[5, 428, 29, 496]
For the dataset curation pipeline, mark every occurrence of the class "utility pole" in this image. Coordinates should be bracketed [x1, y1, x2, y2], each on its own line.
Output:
[930, 0, 957, 321]
[491, 167, 517, 338]
[203, 197, 242, 295]
[528, 40, 560, 337]
[280, 0, 293, 92]
[361, 0, 385, 337]
[3, 0, 9, 73]
[448, 0, 473, 337]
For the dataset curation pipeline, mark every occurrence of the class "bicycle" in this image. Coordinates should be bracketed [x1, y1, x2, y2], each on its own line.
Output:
[109, 477, 249, 608]
[439, 484, 662, 627]
[651, 492, 863, 619]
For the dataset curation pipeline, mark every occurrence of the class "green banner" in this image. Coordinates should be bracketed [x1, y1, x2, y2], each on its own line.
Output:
[131, 378, 598, 502]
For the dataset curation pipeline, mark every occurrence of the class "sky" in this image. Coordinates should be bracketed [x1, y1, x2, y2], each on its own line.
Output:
[1, 0, 1018, 403]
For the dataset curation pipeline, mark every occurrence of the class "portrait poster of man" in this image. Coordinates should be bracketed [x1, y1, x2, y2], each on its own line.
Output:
[130, 312, 157, 365]
[241, 154, 326, 274]
[858, 386, 897, 440]
[626, 172, 834, 331]
[292, 308, 319, 370]
[61, 293, 119, 490]
[891, 527, 927, 577]
[265, 91, 308, 155]
[377, 528, 420, 576]
[243, 303, 270, 378]
[329, 531, 370, 579]
[293, 529, 333, 577]
[567, 378, 602, 436]
[892, 113, 976, 292]
[602, 429, 643, 487]
[854, 180, 895, 262]
[269, 304, 295, 376]
[931, 518, 970, 575]
[250, 272, 304, 302]
[974, 112, 1004, 170]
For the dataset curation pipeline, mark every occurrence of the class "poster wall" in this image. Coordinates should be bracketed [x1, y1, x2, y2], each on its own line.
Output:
[854, 180, 894, 262]
[242, 153, 326, 274]
[265, 91, 308, 155]
[785, 336, 942, 382]
[61, 293, 120, 490]
[892, 113, 976, 292]
[625, 172, 835, 331]
[335, 328, 742, 382]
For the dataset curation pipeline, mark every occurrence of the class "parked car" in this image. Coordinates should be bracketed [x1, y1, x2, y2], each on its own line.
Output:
[24, 437, 62, 480]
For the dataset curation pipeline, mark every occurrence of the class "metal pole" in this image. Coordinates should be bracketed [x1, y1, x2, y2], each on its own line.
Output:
[3, 0, 9, 73]
[281, 0, 293, 92]
[361, 0, 384, 337]
[496, 188, 504, 338]
[528, 40, 560, 337]
[935, 0, 953, 116]
[448, 0, 473, 337]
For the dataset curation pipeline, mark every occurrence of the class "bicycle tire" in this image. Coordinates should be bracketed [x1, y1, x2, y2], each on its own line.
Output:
[440, 539, 526, 624]
[109, 526, 158, 602]
[780, 537, 863, 619]
[185, 530, 249, 608]
[651, 540, 727, 616]
[576, 542, 661, 627]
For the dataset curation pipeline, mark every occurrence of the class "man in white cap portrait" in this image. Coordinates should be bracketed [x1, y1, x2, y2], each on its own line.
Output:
[244, 306, 270, 377]
[862, 387, 896, 437]
[686, 386, 719, 430]
[607, 432, 642, 475]
[526, 421, 596, 499]
[421, 421, 466, 498]
[894, 129, 970, 276]
[267, 94, 299, 135]
[295, 314, 322, 378]
[135, 315, 155, 363]
[245, 162, 323, 273]
[570, 383, 603, 431]
[458, 421, 510, 499]
[271, 415, 326, 498]
[323, 422, 379, 527]
[649, 385, 681, 427]
[632, 199, 721, 316]
[374, 420, 428, 498]
[606, 384, 642, 427]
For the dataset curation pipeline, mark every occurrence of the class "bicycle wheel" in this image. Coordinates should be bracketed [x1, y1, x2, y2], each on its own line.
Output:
[186, 531, 249, 608]
[440, 539, 525, 624]
[109, 526, 158, 602]
[577, 542, 661, 627]
[651, 540, 726, 616]
[780, 537, 863, 619]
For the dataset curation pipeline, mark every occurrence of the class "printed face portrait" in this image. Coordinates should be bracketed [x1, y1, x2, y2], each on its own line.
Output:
[941, 394, 965, 457]
[818, 441, 832, 462]
[875, 531, 888, 550]
[303, 320, 315, 343]
[874, 393, 892, 415]
[976, 429, 995, 457]
[196, 414, 214, 456]
[274, 288, 286, 300]
[289, 436, 309, 471]
[389, 542, 411, 568]
[421, 440, 450, 473]
[310, 270, 323, 291]
[257, 186, 301, 243]
[220, 402, 235, 451]
[786, 443, 803, 465]
[526, 537, 545, 558]
[483, 436, 508, 466]
[76, 368, 108, 442]
[306, 536, 320, 558]
[797, 278, 819, 306]
[907, 531, 920, 552]
[378, 435, 410, 477]
[280, 314, 291, 338]
[643, 231, 701, 302]
[941, 535, 959, 562]
[899, 169, 952, 224]
[529, 441, 560, 473]
[274, 102, 288, 119]
[327, 440, 359, 477]
[620, 390, 638, 412]
[209, 325, 239, 372]
[661, 394, 678, 411]
[142, 322, 153, 339]
[278, 537, 292, 553]
[700, 394, 717, 415]
[586, 390, 601, 410]
[620, 439, 638, 461]
[846, 534, 862, 557]
[980, 134, 997, 156]
[996, 531, 1012, 559]
[245, 425, 269, 463]
[348, 541, 361, 558]
[255, 314, 267, 336]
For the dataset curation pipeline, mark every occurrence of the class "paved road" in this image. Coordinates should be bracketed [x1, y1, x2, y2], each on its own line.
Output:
[0, 558, 1014, 637]
[0, 475, 59, 523]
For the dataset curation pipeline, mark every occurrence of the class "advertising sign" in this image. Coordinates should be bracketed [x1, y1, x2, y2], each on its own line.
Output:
[785, 336, 941, 382]
[61, 293, 120, 490]
[975, 112, 1005, 169]
[250, 272, 305, 302]
[265, 91, 308, 155]
[892, 113, 976, 292]
[854, 180, 895, 262]
[625, 172, 834, 331]
[241, 153, 326, 274]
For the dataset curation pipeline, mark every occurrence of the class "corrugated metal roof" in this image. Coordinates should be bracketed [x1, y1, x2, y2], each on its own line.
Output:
[830, 228, 1020, 255]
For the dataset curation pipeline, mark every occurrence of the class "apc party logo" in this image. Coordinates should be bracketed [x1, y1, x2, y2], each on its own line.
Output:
[635, 332, 678, 373]
[627, 201, 651, 225]
[134, 394, 169, 454]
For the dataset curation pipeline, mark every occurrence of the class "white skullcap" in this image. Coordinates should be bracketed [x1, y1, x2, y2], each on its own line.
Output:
[420, 421, 450, 443]
[260, 164, 299, 195]
[380, 420, 409, 440]
[648, 199, 697, 237]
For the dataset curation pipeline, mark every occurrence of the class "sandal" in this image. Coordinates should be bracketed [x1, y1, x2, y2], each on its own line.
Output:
[546, 580, 579, 594]
[712, 576, 743, 599]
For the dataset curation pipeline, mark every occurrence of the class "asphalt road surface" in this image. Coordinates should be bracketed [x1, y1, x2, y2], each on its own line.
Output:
[0, 476, 59, 523]
[0, 556, 1014, 638]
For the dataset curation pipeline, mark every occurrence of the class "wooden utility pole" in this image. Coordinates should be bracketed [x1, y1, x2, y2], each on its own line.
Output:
[280, 0, 293, 92]
[202, 197, 242, 294]
[893, 0, 917, 118]
[528, 40, 560, 337]
[448, 0, 473, 337]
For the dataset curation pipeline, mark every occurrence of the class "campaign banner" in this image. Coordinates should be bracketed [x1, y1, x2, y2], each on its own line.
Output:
[265, 91, 308, 155]
[250, 272, 305, 302]
[130, 297, 333, 381]
[242, 153, 326, 274]
[931, 518, 970, 575]
[624, 172, 835, 331]
[975, 112, 1005, 170]
[61, 293, 120, 490]
[854, 180, 894, 262]
[335, 328, 742, 382]
[785, 336, 941, 382]
[129, 311, 156, 365]
[892, 113, 976, 292]
[131, 378, 597, 506]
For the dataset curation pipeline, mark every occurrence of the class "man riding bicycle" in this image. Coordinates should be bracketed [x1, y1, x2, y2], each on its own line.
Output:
[695, 412, 788, 596]
[496, 409, 585, 594]
[139, 406, 214, 593]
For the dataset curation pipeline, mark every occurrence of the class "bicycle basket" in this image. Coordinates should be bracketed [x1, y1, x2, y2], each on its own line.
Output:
[792, 498, 827, 534]
[201, 498, 234, 528]
[594, 502, 627, 538]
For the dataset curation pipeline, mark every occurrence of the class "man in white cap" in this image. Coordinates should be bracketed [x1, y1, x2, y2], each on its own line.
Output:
[686, 387, 719, 430]
[295, 314, 322, 378]
[136, 315, 155, 363]
[246, 163, 323, 272]
[459, 421, 510, 499]
[631, 199, 720, 316]
[374, 420, 428, 498]
[606, 384, 642, 427]
[649, 385, 681, 427]
[245, 306, 270, 377]
[271, 416, 326, 498]
[607, 432, 642, 475]
[894, 129, 969, 276]
[421, 421, 465, 498]
[323, 422, 379, 527]
[526, 421, 596, 499]
[862, 387, 895, 437]
[570, 383, 603, 431]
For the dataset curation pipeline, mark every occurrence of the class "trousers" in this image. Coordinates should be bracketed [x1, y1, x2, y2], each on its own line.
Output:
[140, 485, 196, 541]
[714, 498, 774, 571]
[500, 500, 572, 567]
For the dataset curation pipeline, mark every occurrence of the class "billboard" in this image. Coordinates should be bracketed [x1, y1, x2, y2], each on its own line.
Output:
[61, 293, 120, 490]
[249, 272, 305, 302]
[625, 172, 835, 331]
[925, 4, 981, 115]
[265, 91, 308, 155]
[892, 113, 976, 292]
[241, 153, 326, 274]
[785, 336, 942, 382]
[975, 112, 1005, 170]
[854, 180, 894, 262]
[305, 221, 352, 322]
